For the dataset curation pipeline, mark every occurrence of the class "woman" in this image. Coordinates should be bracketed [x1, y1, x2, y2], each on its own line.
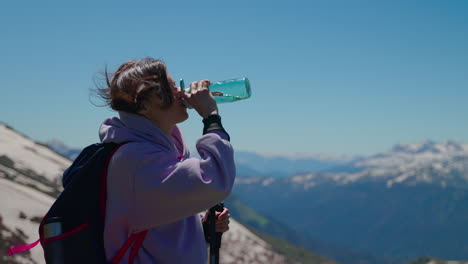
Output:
[97, 57, 236, 263]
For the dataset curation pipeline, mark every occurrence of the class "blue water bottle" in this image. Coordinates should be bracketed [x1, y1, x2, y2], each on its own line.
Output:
[180, 78, 251, 106]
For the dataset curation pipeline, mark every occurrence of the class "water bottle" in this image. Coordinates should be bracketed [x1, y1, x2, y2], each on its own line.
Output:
[43, 217, 64, 264]
[180, 78, 251, 106]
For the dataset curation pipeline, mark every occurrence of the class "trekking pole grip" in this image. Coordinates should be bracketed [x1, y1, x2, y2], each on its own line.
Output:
[214, 202, 224, 248]
[209, 202, 224, 264]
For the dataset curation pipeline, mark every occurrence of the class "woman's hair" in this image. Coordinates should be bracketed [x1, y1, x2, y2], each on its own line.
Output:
[96, 57, 173, 113]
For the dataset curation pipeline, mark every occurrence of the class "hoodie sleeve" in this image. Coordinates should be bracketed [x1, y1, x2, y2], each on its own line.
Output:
[115, 132, 236, 232]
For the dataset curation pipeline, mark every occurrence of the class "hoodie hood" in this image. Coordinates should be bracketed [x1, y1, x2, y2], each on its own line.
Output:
[99, 111, 188, 157]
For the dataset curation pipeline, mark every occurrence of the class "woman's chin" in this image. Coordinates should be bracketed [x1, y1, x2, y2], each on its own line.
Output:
[177, 111, 189, 123]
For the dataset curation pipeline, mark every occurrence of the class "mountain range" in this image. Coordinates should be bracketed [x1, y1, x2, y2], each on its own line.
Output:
[0, 123, 332, 264]
[232, 141, 468, 263]
[232, 151, 362, 178]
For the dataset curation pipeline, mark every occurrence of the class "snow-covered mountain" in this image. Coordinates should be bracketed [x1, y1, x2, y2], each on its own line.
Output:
[0, 123, 326, 264]
[44, 139, 81, 160]
[233, 141, 468, 263]
[237, 140, 468, 189]
[355, 140, 468, 187]
[207, 141, 468, 182]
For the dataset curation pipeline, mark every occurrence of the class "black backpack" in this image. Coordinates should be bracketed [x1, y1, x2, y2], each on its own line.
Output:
[8, 142, 148, 264]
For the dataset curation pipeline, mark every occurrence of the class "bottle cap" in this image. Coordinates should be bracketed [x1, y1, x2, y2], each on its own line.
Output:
[179, 79, 193, 109]
[43, 217, 62, 239]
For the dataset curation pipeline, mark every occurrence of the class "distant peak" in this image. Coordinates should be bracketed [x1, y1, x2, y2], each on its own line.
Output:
[45, 139, 68, 149]
[391, 140, 465, 154]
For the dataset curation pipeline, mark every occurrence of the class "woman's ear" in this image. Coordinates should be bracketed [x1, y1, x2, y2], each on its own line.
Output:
[137, 103, 147, 114]
[138, 92, 164, 115]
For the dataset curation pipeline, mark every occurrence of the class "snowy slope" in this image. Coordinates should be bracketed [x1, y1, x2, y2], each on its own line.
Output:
[221, 220, 291, 264]
[0, 178, 54, 264]
[0, 124, 69, 196]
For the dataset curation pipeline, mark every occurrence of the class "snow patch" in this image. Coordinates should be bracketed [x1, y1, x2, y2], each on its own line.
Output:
[0, 178, 55, 264]
[0, 125, 70, 183]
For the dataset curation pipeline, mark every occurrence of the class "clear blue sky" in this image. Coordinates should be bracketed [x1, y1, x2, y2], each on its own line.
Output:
[1, 0, 467, 155]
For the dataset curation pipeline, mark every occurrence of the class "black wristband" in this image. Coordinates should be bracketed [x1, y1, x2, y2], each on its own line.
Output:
[202, 114, 230, 141]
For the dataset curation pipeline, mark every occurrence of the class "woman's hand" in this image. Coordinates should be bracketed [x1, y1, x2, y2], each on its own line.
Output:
[215, 207, 230, 232]
[181, 80, 218, 118]
[202, 207, 231, 233]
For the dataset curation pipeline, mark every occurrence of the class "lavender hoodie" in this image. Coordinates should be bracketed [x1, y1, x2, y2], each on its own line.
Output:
[99, 111, 236, 264]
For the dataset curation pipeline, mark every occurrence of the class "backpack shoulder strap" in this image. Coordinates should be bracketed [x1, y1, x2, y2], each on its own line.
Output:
[129, 230, 149, 264]
[100, 143, 126, 222]
[104, 143, 149, 264]
[111, 231, 148, 264]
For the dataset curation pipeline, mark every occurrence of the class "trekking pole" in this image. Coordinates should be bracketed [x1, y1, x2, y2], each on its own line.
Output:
[208, 202, 224, 264]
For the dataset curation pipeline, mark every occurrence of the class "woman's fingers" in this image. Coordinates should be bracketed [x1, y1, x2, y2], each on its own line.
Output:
[216, 215, 230, 224]
[216, 225, 229, 232]
[190, 81, 198, 92]
[185, 79, 218, 118]
[201, 80, 210, 90]
[216, 219, 230, 227]
[216, 218, 230, 232]
[215, 208, 230, 233]
[197, 81, 204, 91]
[216, 208, 230, 219]
[175, 89, 189, 99]
[190, 80, 210, 92]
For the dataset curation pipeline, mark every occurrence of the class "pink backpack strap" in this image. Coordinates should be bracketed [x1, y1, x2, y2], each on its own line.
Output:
[111, 234, 138, 264]
[7, 212, 48, 256]
[128, 230, 149, 264]
[7, 239, 41, 256]
[8, 222, 90, 256]
[111, 230, 148, 264]
[7, 227, 149, 263]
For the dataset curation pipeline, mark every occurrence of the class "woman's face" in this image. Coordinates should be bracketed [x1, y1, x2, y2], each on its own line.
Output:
[138, 73, 189, 127]
[163, 73, 189, 124]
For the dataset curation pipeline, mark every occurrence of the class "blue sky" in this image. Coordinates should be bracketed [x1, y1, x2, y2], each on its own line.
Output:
[1, 0, 467, 155]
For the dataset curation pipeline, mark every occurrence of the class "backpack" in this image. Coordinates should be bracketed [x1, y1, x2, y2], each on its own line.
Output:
[8, 142, 148, 264]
